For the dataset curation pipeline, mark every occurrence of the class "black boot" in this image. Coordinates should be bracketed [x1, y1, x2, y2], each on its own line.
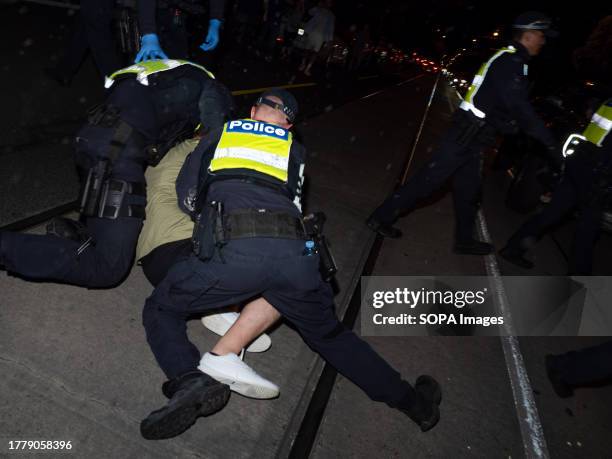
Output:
[366, 216, 403, 238]
[141, 371, 230, 440]
[398, 375, 442, 432]
[453, 239, 494, 255]
[499, 245, 534, 269]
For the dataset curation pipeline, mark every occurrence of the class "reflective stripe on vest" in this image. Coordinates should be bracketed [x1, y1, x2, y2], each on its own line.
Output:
[459, 46, 517, 119]
[209, 119, 293, 182]
[104, 59, 215, 88]
[582, 100, 612, 147]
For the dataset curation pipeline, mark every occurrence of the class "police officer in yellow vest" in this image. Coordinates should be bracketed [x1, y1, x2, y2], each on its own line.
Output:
[501, 98, 612, 274]
[367, 12, 558, 255]
[0, 60, 232, 287]
[140, 89, 442, 440]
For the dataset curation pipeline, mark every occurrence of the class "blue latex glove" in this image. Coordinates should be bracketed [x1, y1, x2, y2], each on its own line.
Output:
[135, 33, 168, 63]
[199, 19, 221, 51]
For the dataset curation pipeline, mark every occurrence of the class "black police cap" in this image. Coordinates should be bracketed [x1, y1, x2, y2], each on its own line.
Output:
[256, 87, 299, 123]
[513, 11, 558, 37]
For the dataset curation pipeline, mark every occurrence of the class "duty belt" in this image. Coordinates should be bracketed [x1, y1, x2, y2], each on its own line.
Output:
[99, 179, 146, 219]
[223, 209, 306, 241]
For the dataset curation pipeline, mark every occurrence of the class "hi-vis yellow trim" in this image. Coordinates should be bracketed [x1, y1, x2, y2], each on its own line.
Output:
[460, 46, 517, 119]
[104, 59, 214, 88]
[209, 119, 293, 182]
[582, 100, 612, 147]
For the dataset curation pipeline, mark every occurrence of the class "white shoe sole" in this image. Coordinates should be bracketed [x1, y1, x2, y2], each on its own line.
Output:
[201, 315, 272, 353]
[199, 365, 279, 400]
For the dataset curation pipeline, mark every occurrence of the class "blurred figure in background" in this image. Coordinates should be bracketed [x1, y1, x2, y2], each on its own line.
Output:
[297, 0, 335, 76]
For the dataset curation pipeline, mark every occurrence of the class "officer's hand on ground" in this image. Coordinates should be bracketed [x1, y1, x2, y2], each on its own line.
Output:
[200, 19, 221, 52]
[135, 34, 169, 63]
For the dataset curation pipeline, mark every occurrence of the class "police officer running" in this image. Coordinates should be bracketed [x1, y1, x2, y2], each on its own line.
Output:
[367, 12, 558, 256]
[500, 98, 612, 274]
[139, 89, 442, 440]
[0, 59, 231, 287]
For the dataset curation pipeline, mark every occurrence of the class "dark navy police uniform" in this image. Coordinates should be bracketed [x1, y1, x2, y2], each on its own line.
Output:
[142, 118, 426, 421]
[368, 42, 555, 247]
[0, 61, 232, 287]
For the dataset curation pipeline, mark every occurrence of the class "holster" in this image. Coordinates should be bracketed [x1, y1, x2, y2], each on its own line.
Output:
[193, 202, 224, 261]
[303, 212, 338, 282]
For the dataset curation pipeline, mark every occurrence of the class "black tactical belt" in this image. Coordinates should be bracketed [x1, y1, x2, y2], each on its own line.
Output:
[223, 210, 306, 240]
[99, 179, 146, 219]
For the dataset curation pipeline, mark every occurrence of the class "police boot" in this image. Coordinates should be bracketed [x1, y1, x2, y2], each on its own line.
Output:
[46, 217, 91, 244]
[453, 239, 494, 255]
[499, 245, 534, 269]
[366, 216, 403, 239]
[398, 375, 442, 432]
[140, 371, 230, 440]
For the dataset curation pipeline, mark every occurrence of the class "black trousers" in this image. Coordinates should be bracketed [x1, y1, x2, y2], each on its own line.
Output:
[507, 168, 603, 276]
[370, 112, 487, 243]
[140, 238, 192, 286]
[60, 0, 122, 78]
[554, 340, 612, 386]
[0, 125, 146, 287]
[142, 238, 415, 408]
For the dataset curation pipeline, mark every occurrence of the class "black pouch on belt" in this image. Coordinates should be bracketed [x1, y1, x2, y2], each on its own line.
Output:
[193, 202, 221, 261]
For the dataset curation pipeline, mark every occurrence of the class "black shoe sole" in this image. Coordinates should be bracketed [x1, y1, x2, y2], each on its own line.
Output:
[141, 383, 230, 440]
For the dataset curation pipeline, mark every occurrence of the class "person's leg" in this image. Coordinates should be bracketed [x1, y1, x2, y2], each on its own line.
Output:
[265, 275, 440, 431]
[569, 202, 603, 275]
[80, 0, 122, 77]
[503, 179, 578, 265]
[452, 150, 483, 244]
[142, 255, 266, 379]
[211, 298, 281, 355]
[546, 340, 612, 397]
[0, 218, 141, 287]
[368, 133, 471, 231]
[140, 239, 192, 286]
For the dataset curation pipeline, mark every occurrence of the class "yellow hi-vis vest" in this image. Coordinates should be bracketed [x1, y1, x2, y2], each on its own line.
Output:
[460, 46, 518, 119]
[563, 100, 612, 157]
[209, 119, 293, 183]
[583, 100, 612, 147]
[104, 59, 215, 89]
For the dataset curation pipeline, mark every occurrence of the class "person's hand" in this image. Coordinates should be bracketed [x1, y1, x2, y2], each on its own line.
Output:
[199, 19, 222, 51]
[135, 34, 168, 63]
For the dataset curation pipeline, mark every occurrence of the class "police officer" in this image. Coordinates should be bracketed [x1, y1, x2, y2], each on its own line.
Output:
[0, 59, 232, 287]
[367, 12, 558, 255]
[135, 0, 225, 62]
[139, 89, 442, 440]
[500, 98, 612, 275]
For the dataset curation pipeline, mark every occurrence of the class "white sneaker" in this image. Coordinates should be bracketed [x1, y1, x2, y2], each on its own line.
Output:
[201, 312, 272, 353]
[198, 352, 280, 399]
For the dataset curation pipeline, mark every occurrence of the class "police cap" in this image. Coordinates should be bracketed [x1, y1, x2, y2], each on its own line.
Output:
[513, 11, 558, 37]
[256, 88, 299, 123]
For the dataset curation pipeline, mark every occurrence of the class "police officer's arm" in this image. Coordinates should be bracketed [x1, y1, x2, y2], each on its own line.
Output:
[176, 129, 223, 216]
[495, 56, 555, 148]
[137, 0, 157, 36]
[287, 142, 307, 211]
[208, 0, 225, 20]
